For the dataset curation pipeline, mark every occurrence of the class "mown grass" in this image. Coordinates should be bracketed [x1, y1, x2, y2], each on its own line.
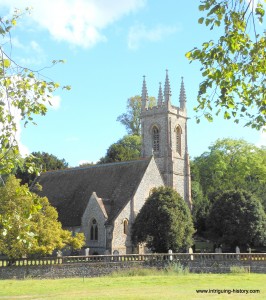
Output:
[0, 271, 265, 299]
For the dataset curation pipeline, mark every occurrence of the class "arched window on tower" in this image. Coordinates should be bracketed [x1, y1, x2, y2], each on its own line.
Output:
[90, 219, 98, 241]
[123, 219, 129, 235]
[176, 126, 182, 155]
[152, 126, 160, 152]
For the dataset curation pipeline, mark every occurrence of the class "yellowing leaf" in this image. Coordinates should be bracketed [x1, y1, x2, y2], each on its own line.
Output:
[3, 59, 11, 68]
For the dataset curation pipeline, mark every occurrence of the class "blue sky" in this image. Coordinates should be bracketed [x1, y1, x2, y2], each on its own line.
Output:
[1, 0, 265, 167]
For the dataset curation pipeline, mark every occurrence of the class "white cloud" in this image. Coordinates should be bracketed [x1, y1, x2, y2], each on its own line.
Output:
[245, 0, 259, 10]
[48, 95, 61, 110]
[1, 0, 147, 48]
[30, 40, 42, 53]
[17, 39, 46, 66]
[257, 127, 266, 147]
[128, 23, 179, 50]
[0, 74, 60, 158]
[16, 123, 30, 157]
[0, 101, 30, 158]
[9, 37, 47, 66]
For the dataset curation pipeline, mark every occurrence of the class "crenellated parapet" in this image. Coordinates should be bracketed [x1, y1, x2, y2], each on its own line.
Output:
[141, 70, 187, 118]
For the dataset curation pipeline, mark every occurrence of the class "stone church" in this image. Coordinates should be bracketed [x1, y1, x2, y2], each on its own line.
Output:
[36, 71, 192, 255]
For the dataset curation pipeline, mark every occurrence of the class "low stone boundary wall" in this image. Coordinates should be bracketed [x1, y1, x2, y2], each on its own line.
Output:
[0, 253, 265, 279]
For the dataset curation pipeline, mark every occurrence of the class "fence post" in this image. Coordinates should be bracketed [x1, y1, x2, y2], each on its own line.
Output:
[168, 250, 173, 261]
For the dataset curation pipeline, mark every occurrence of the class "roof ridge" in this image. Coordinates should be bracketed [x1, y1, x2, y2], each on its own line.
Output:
[43, 157, 151, 174]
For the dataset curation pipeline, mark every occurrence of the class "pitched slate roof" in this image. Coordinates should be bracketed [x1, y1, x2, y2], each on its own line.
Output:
[34, 157, 152, 227]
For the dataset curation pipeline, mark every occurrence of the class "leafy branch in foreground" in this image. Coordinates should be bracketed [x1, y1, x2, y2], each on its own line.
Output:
[0, 176, 84, 259]
[0, 9, 70, 175]
[186, 0, 266, 129]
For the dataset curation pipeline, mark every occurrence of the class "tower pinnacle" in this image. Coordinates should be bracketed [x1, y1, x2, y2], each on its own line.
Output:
[179, 76, 187, 111]
[157, 82, 163, 106]
[141, 75, 149, 110]
[164, 69, 171, 105]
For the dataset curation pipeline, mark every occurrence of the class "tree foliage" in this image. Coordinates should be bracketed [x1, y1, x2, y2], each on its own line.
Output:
[186, 0, 266, 129]
[16, 152, 69, 185]
[117, 96, 156, 135]
[192, 138, 266, 207]
[0, 176, 84, 259]
[207, 190, 266, 248]
[132, 187, 194, 253]
[191, 138, 266, 235]
[191, 181, 210, 234]
[99, 135, 141, 164]
[0, 10, 69, 176]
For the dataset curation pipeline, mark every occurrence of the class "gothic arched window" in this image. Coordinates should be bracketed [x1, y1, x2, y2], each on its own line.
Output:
[176, 126, 182, 155]
[90, 219, 98, 241]
[152, 126, 159, 152]
[123, 219, 129, 235]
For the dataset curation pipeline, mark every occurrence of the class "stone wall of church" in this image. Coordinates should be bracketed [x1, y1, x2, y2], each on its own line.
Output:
[81, 194, 107, 255]
[133, 157, 164, 214]
[141, 107, 168, 159]
[111, 158, 164, 255]
[171, 114, 187, 200]
[111, 202, 132, 255]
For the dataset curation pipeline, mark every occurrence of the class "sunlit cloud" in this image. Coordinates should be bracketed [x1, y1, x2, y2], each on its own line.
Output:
[0, 74, 61, 158]
[48, 95, 61, 110]
[10, 37, 47, 66]
[1, 0, 147, 48]
[0, 99, 30, 157]
[128, 23, 179, 50]
[257, 127, 266, 147]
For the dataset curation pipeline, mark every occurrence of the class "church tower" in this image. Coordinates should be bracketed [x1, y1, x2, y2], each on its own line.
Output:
[140, 70, 192, 208]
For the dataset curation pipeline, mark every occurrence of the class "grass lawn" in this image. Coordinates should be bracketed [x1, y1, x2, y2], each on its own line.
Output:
[0, 273, 265, 300]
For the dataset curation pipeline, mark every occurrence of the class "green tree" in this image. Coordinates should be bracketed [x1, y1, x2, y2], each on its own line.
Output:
[193, 138, 266, 208]
[0, 176, 84, 259]
[79, 162, 95, 167]
[132, 187, 194, 253]
[117, 96, 156, 135]
[0, 10, 69, 176]
[191, 181, 210, 234]
[207, 190, 266, 249]
[186, 0, 266, 129]
[16, 152, 69, 185]
[99, 135, 141, 164]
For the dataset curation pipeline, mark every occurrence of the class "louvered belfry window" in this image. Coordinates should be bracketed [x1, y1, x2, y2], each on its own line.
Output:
[176, 126, 181, 155]
[153, 127, 159, 152]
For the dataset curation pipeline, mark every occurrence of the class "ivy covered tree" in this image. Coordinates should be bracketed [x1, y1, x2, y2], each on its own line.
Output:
[186, 0, 266, 129]
[207, 190, 266, 249]
[0, 10, 69, 176]
[99, 135, 141, 164]
[132, 187, 194, 253]
[0, 176, 84, 259]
